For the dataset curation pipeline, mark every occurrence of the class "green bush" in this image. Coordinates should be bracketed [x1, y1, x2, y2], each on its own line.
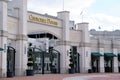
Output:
[69, 49, 74, 69]
[27, 43, 34, 70]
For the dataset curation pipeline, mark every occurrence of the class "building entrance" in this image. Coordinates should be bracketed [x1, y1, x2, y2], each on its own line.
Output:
[7, 46, 16, 77]
[32, 47, 60, 74]
[91, 52, 102, 73]
[28, 32, 60, 74]
[72, 46, 80, 73]
[104, 53, 116, 72]
[104, 57, 113, 72]
[91, 57, 100, 72]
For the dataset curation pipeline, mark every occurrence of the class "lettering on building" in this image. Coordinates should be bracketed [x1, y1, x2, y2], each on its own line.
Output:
[29, 14, 58, 26]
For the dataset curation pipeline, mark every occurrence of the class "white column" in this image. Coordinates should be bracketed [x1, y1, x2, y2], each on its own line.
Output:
[78, 23, 91, 73]
[0, 0, 8, 77]
[80, 47, 91, 73]
[98, 39, 105, 72]
[57, 11, 70, 73]
[15, 39, 27, 76]
[113, 48, 118, 72]
[99, 48, 104, 72]
[112, 40, 118, 72]
[55, 45, 70, 73]
[14, 0, 28, 76]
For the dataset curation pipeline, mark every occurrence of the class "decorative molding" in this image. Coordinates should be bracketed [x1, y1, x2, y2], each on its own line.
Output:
[0, 30, 8, 37]
[16, 34, 28, 40]
[98, 42, 104, 48]
[56, 40, 71, 45]
[79, 42, 91, 47]
[0, 0, 9, 2]
[112, 43, 119, 49]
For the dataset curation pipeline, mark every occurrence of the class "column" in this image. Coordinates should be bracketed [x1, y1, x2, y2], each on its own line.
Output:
[14, 0, 28, 76]
[112, 40, 118, 72]
[0, 0, 8, 77]
[57, 11, 70, 73]
[78, 22, 91, 73]
[98, 39, 105, 72]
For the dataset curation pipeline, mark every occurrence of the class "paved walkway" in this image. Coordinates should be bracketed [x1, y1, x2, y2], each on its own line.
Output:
[0, 73, 120, 80]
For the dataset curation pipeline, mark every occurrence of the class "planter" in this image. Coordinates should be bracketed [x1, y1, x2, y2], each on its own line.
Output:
[26, 70, 34, 76]
[51, 67, 57, 73]
[68, 68, 75, 74]
[7, 71, 14, 78]
[88, 69, 92, 73]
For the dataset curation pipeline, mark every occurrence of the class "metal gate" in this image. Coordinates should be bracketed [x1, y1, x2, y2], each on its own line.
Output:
[32, 47, 60, 74]
[7, 46, 16, 76]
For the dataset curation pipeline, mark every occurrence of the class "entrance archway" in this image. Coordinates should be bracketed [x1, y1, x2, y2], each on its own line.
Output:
[7, 46, 16, 76]
[91, 52, 102, 73]
[104, 53, 116, 72]
[27, 31, 60, 74]
[32, 47, 60, 74]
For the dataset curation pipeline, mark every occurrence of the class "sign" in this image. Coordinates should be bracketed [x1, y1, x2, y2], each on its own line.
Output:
[29, 14, 58, 26]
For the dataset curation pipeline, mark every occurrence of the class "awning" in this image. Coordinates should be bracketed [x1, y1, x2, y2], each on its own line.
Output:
[91, 52, 103, 57]
[104, 53, 116, 57]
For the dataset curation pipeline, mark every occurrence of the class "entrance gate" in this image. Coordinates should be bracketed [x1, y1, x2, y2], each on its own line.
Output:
[91, 52, 102, 73]
[7, 46, 16, 76]
[104, 57, 113, 72]
[32, 47, 60, 74]
[104, 53, 116, 72]
[91, 57, 100, 72]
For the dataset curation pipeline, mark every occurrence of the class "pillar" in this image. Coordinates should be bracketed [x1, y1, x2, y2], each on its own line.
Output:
[13, 0, 28, 76]
[98, 39, 105, 72]
[78, 22, 91, 73]
[57, 11, 70, 73]
[0, 0, 8, 77]
[112, 40, 118, 72]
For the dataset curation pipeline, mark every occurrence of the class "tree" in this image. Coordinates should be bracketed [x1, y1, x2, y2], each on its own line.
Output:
[27, 43, 34, 70]
[26, 43, 34, 76]
[69, 49, 74, 69]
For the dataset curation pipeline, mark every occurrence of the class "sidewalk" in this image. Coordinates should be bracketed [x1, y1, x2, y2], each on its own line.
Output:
[0, 73, 120, 80]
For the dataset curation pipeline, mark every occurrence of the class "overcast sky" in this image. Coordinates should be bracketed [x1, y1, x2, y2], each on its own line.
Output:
[28, 0, 120, 31]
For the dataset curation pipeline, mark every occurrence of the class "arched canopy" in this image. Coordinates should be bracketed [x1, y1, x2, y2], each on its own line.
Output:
[28, 32, 58, 39]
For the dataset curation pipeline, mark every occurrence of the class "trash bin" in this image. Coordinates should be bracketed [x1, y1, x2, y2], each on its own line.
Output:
[88, 69, 92, 73]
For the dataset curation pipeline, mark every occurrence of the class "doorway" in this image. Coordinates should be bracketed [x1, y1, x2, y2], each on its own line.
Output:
[104, 53, 116, 72]
[91, 57, 100, 72]
[33, 47, 60, 74]
[91, 52, 102, 73]
[7, 46, 16, 76]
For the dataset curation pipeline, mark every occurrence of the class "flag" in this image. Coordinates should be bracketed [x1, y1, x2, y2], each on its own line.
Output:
[80, 11, 83, 15]
[98, 26, 101, 29]
[80, 9, 84, 15]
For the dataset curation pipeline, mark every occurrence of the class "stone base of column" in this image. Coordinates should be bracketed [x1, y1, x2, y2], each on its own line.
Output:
[15, 68, 26, 76]
[100, 67, 104, 72]
[114, 67, 118, 72]
[60, 67, 68, 73]
[80, 67, 90, 73]
[0, 69, 7, 77]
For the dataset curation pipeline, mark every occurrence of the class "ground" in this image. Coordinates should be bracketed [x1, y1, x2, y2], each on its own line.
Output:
[0, 73, 120, 80]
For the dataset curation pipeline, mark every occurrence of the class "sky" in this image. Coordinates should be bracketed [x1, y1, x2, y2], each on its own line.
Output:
[28, 0, 120, 31]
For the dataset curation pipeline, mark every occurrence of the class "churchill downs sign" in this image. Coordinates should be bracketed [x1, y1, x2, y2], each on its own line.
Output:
[29, 14, 58, 26]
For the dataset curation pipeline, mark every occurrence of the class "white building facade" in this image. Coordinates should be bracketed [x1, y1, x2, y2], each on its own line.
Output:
[0, 0, 120, 77]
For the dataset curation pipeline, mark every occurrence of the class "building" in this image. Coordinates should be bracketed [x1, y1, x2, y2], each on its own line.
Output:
[0, 0, 120, 77]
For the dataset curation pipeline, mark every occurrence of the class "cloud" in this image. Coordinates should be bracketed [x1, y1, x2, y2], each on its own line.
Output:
[87, 13, 120, 30]
[28, 0, 96, 16]
[28, 0, 120, 31]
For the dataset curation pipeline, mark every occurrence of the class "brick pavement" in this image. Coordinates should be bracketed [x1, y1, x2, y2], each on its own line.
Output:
[0, 73, 120, 80]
